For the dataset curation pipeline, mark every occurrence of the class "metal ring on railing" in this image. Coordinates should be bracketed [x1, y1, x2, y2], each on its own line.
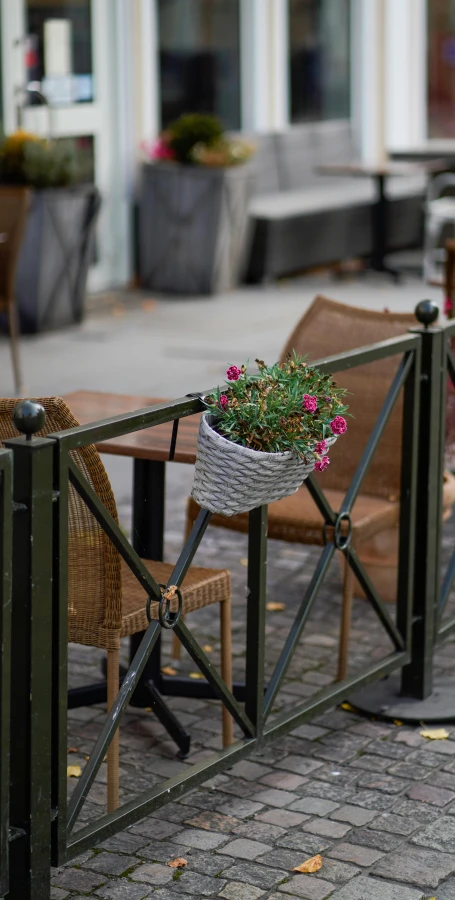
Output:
[146, 583, 183, 629]
[334, 512, 353, 550]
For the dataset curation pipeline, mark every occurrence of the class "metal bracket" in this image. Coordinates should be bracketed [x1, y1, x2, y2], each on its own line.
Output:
[147, 583, 183, 630]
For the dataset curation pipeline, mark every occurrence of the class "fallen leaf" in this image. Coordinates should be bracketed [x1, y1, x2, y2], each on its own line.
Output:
[161, 665, 177, 676]
[393, 720, 403, 727]
[202, 644, 214, 653]
[341, 702, 356, 712]
[240, 558, 248, 567]
[266, 602, 285, 612]
[67, 747, 79, 754]
[145, 707, 152, 712]
[67, 765, 82, 778]
[167, 858, 188, 868]
[293, 854, 323, 873]
[189, 672, 205, 680]
[420, 728, 450, 740]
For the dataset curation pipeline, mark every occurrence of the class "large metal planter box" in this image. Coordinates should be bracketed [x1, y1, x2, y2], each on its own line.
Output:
[14, 185, 100, 333]
[139, 162, 254, 295]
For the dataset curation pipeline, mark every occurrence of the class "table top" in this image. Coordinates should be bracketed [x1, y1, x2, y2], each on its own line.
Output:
[317, 159, 448, 177]
[390, 144, 455, 162]
[63, 390, 200, 465]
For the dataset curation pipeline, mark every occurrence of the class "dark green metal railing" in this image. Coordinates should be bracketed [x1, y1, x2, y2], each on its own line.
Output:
[3, 301, 455, 899]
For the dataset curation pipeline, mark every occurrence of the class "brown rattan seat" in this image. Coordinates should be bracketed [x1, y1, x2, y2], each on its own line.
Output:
[0, 188, 29, 395]
[0, 396, 233, 813]
[185, 295, 417, 682]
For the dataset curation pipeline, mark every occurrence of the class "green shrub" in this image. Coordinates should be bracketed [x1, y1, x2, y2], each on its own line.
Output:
[166, 113, 224, 164]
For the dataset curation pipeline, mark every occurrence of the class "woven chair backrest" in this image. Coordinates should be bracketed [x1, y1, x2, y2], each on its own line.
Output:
[280, 295, 416, 499]
[0, 188, 29, 303]
[0, 397, 122, 648]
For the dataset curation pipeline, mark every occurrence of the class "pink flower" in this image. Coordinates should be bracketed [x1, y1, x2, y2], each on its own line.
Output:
[151, 137, 175, 161]
[302, 394, 318, 413]
[445, 295, 453, 318]
[330, 415, 347, 435]
[316, 440, 327, 454]
[226, 365, 242, 381]
[314, 456, 330, 472]
[219, 394, 228, 410]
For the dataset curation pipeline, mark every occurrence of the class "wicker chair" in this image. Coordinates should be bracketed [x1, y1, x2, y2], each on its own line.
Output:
[184, 296, 417, 682]
[0, 188, 29, 395]
[0, 396, 232, 812]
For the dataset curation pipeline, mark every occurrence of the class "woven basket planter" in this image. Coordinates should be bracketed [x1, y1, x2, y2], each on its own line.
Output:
[192, 413, 335, 516]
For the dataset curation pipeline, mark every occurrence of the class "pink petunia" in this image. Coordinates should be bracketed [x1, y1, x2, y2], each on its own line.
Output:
[226, 365, 242, 381]
[151, 137, 175, 161]
[330, 415, 347, 435]
[302, 394, 318, 413]
[314, 456, 330, 472]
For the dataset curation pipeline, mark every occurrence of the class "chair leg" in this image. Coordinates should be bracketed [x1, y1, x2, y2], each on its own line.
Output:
[7, 304, 23, 396]
[171, 616, 184, 664]
[220, 598, 233, 747]
[107, 648, 120, 812]
[337, 556, 354, 682]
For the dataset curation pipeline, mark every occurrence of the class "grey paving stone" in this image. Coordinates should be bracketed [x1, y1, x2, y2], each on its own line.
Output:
[228, 761, 273, 781]
[253, 789, 300, 808]
[428, 771, 455, 791]
[345, 790, 394, 811]
[410, 816, 455, 852]
[256, 809, 309, 828]
[96, 882, 153, 899]
[391, 799, 440, 822]
[185, 810, 239, 833]
[85, 851, 139, 876]
[99, 830, 151, 854]
[364, 741, 409, 760]
[259, 772, 307, 791]
[233, 821, 286, 842]
[130, 863, 174, 885]
[407, 782, 455, 807]
[222, 862, 288, 890]
[129, 819, 184, 840]
[173, 827, 228, 850]
[345, 828, 402, 853]
[276, 757, 324, 777]
[371, 813, 419, 836]
[257, 848, 320, 872]
[217, 799, 265, 819]
[278, 874, 336, 898]
[50, 890, 69, 900]
[291, 785, 352, 805]
[415, 740, 455, 756]
[435, 878, 455, 898]
[218, 883, 266, 900]
[277, 834, 332, 855]
[142, 891, 178, 900]
[219, 839, 272, 860]
[296, 799, 339, 817]
[373, 846, 455, 888]
[53, 868, 106, 892]
[328, 875, 425, 899]
[354, 773, 408, 795]
[386, 761, 432, 781]
[313, 859, 360, 884]
[328, 844, 384, 867]
[291, 725, 329, 741]
[329, 806, 377, 827]
[350, 755, 391, 773]
[302, 819, 351, 839]
[170, 870, 227, 895]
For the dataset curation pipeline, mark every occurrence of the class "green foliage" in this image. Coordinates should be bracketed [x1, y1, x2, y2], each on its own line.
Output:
[204, 355, 349, 460]
[0, 130, 83, 188]
[166, 113, 224, 163]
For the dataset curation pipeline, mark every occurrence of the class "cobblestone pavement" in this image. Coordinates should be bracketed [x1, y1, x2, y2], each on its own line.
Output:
[53, 462, 455, 900]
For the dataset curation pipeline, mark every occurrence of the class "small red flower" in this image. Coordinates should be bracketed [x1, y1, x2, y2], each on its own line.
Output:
[226, 365, 242, 381]
[314, 456, 330, 472]
[445, 295, 453, 318]
[303, 394, 318, 413]
[219, 394, 228, 410]
[316, 440, 327, 454]
[330, 416, 347, 435]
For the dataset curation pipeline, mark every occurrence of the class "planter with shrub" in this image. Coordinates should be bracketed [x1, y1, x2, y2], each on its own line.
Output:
[139, 114, 255, 295]
[0, 130, 100, 333]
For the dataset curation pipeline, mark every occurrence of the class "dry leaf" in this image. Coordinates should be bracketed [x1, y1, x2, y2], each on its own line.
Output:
[161, 665, 177, 676]
[167, 858, 188, 868]
[67, 765, 82, 778]
[341, 702, 356, 712]
[189, 672, 205, 680]
[393, 720, 403, 727]
[266, 602, 285, 612]
[420, 728, 449, 740]
[240, 558, 248, 567]
[202, 644, 214, 653]
[293, 854, 323, 874]
[67, 747, 79, 754]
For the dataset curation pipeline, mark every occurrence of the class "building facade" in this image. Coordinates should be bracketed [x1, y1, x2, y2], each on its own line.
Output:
[0, 0, 447, 291]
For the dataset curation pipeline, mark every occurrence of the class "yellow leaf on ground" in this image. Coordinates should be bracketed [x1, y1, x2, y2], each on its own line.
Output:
[67, 747, 79, 754]
[161, 666, 177, 676]
[167, 858, 188, 868]
[67, 765, 82, 778]
[240, 558, 248, 566]
[293, 854, 323, 874]
[393, 720, 403, 726]
[266, 602, 286, 612]
[341, 703, 356, 712]
[203, 645, 214, 653]
[420, 728, 450, 740]
[189, 672, 205, 680]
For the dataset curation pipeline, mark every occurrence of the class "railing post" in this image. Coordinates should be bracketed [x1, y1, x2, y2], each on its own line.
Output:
[245, 505, 268, 737]
[5, 403, 54, 900]
[400, 301, 446, 699]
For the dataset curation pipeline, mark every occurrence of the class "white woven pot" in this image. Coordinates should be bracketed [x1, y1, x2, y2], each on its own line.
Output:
[191, 413, 331, 516]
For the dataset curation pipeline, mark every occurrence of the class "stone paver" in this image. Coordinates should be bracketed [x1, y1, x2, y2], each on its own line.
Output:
[328, 843, 384, 867]
[219, 839, 272, 860]
[278, 875, 336, 898]
[218, 883, 266, 900]
[329, 875, 425, 898]
[329, 806, 377, 827]
[373, 846, 455, 889]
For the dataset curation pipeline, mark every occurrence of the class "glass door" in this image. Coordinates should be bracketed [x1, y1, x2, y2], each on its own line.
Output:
[2, 0, 127, 291]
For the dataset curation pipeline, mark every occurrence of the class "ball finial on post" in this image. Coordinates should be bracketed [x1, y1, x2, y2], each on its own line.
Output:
[415, 300, 439, 328]
[12, 400, 46, 440]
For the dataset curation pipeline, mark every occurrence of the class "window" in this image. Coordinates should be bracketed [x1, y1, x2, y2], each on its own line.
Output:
[289, 0, 350, 124]
[25, 0, 93, 105]
[428, 0, 455, 137]
[158, 0, 241, 130]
